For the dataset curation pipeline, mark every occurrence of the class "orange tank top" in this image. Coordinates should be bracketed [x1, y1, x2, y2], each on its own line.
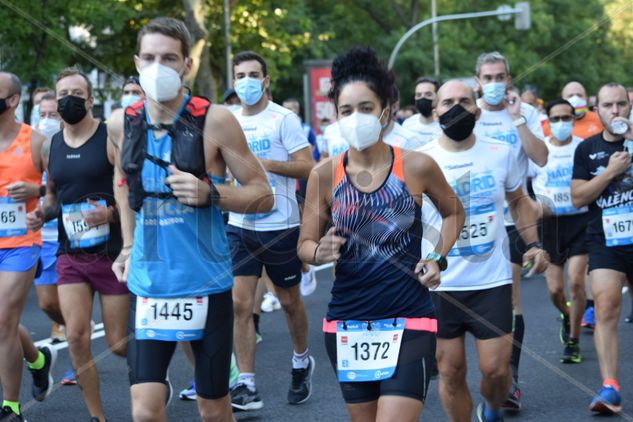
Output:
[0, 124, 41, 248]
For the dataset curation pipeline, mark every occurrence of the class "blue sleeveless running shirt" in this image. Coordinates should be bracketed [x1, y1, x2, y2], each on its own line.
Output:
[326, 146, 435, 321]
[127, 99, 233, 298]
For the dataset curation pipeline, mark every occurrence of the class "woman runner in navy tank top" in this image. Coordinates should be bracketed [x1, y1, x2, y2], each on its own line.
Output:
[298, 47, 464, 421]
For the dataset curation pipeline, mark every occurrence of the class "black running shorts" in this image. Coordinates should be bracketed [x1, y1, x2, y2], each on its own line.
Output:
[541, 213, 588, 266]
[431, 284, 513, 340]
[324, 329, 436, 404]
[127, 291, 233, 400]
[227, 226, 302, 288]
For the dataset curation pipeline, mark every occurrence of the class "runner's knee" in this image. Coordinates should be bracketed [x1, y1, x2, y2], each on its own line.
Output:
[232, 295, 254, 319]
[198, 399, 231, 422]
[479, 361, 509, 382]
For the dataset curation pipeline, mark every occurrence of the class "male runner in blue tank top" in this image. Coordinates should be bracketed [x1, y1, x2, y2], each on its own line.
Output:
[109, 17, 272, 422]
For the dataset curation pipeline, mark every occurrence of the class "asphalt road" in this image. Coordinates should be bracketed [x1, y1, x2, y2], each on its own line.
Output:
[9, 268, 633, 421]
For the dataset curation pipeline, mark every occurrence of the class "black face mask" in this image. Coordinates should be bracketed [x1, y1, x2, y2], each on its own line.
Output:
[0, 97, 10, 115]
[415, 98, 433, 117]
[58, 95, 88, 124]
[439, 104, 476, 142]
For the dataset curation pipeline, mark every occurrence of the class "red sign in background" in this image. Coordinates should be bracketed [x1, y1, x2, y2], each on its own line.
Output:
[308, 66, 336, 135]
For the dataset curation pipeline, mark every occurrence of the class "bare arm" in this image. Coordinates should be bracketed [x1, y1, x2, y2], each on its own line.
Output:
[297, 158, 348, 265]
[517, 124, 548, 166]
[507, 187, 549, 273]
[207, 105, 274, 213]
[416, 153, 465, 257]
[506, 92, 548, 167]
[506, 188, 539, 245]
[261, 146, 314, 179]
[108, 109, 135, 248]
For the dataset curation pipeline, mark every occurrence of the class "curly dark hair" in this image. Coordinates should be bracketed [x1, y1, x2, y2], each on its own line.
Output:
[328, 46, 395, 109]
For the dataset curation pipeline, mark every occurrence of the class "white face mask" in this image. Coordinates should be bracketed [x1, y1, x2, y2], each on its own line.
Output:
[337, 109, 386, 151]
[567, 95, 587, 115]
[139, 62, 183, 102]
[37, 118, 61, 139]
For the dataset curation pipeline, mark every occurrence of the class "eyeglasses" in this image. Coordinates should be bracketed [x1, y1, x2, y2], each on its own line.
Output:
[549, 116, 573, 123]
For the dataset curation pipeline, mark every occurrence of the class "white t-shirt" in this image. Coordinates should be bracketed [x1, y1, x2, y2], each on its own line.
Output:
[402, 115, 441, 145]
[529, 136, 588, 216]
[474, 101, 545, 225]
[229, 102, 310, 231]
[419, 136, 522, 291]
[384, 122, 434, 150]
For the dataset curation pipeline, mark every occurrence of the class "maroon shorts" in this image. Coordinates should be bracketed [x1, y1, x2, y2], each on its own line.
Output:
[56, 254, 128, 295]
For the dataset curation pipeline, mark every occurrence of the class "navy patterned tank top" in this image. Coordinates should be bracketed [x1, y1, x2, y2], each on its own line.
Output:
[327, 146, 435, 321]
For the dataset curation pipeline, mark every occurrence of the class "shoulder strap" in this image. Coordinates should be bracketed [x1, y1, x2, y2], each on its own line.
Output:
[333, 151, 347, 189]
[391, 146, 405, 182]
[186, 96, 211, 117]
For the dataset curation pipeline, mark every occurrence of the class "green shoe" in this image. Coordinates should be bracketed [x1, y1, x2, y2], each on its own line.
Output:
[559, 314, 570, 345]
[560, 340, 581, 364]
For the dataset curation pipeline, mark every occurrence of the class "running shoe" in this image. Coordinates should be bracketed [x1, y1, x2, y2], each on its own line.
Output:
[582, 306, 595, 330]
[501, 379, 521, 411]
[261, 292, 281, 313]
[476, 402, 504, 421]
[300, 266, 317, 297]
[288, 356, 315, 405]
[179, 381, 197, 401]
[29, 344, 57, 401]
[560, 340, 581, 364]
[255, 332, 263, 343]
[560, 314, 570, 344]
[0, 407, 23, 421]
[61, 362, 77, 385]
[590, 385, 622, 414]
[50, 322, 65, 344]
[230, 383, 263, 411]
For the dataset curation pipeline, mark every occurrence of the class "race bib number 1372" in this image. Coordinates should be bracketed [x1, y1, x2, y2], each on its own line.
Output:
[336, 319, 404, 382]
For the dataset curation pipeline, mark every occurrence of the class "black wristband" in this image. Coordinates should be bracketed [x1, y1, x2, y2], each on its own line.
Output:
[39, 185, 46, 197]
[203, 181, 221, 207]
[525, 241, 543, 250]
[312, 242, 320, 264]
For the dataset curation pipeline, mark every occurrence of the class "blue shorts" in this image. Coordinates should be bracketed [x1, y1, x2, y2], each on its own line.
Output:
[34, 241, 59, 286]
[227, 226, 302, 288]
[0, 245, 41, 273]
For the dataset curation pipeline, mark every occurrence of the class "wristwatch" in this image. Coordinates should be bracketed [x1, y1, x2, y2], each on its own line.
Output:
[426, 251, 448, 272]
[525, 241, 543, 250]
[513, 116, 527, 127]
[202, 180, 221, 207]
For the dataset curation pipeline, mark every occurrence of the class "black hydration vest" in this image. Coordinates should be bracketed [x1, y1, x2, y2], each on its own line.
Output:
[121, 96, 211, 211]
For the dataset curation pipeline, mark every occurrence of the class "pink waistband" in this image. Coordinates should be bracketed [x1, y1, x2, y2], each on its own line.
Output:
[322, 317, 437, 334]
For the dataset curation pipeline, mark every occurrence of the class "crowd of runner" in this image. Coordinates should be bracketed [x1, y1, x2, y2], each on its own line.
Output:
[0, 16, 632, 422]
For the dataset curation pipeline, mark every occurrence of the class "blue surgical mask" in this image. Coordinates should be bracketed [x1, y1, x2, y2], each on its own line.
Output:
[121, 94, 141, 109]
[550, 121, 573, 141]
[235, 77, 264, 106]
[482, 82, 506, 106]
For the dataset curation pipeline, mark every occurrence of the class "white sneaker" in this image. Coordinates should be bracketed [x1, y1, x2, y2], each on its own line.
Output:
[261, 292, 281, 313]
[300, 267, 317, 297]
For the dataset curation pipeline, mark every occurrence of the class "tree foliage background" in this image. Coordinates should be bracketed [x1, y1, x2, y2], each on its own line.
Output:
[1, 0, 632, 112]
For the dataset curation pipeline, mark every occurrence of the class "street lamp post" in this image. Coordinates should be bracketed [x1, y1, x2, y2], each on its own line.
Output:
[388, 2, 531, 71]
